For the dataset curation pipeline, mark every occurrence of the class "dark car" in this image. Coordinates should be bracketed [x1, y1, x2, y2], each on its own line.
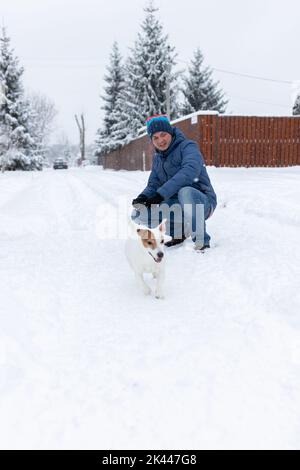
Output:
[53, 158, 68, 170]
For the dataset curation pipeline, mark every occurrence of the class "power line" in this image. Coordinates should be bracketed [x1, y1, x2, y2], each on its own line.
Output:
[176, 58, 294, 85]
[212, 68, 293, 85]
[19, 56, 297, 109]
[22, 56, 297, 86]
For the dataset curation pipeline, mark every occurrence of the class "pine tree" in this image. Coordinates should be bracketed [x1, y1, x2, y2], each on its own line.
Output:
[293, 94, 300, 115]
[111, 0, 179, 146]
[94, 41, 125, 155]
[0, 27, 42, 171]
[181, 48, 227, 115]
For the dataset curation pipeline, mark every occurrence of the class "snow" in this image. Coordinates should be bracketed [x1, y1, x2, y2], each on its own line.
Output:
[0, 165, 300, 450]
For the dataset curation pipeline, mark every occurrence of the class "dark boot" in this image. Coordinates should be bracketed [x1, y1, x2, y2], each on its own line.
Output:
[194, 243, 210, 252]
[165, 235, 186, 248]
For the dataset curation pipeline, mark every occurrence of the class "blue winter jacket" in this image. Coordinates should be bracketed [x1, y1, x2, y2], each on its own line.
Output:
[140, 127, 217, 209]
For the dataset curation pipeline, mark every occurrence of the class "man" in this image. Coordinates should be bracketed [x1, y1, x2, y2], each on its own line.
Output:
[132, 114, 217, 251]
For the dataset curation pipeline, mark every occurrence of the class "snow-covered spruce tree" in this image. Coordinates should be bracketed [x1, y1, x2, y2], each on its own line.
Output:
[94, 41, 125, 155]
[181, 48, 227, 115]
[293, 94, 300, 115]
[0, 27, 43, 171]
[110, 0, 179, 147]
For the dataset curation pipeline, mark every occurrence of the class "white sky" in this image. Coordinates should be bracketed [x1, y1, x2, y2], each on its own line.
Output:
[1, 0, 300, 144]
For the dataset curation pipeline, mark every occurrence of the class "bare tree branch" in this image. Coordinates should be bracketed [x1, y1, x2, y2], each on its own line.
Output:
[75, 113, 86, 165]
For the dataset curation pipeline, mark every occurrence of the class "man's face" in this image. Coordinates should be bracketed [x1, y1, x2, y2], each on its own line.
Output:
[151, 131, 172, 152]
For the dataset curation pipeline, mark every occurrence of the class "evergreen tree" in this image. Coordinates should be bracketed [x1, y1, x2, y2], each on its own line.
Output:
[0, 27, 42, 171]
[95, 41, 125, 155]
[111, 0, 179, 146]
[293, 94, 300, 115]
[181, 48, 227, 115]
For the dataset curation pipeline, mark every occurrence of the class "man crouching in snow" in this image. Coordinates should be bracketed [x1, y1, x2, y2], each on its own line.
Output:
[131, 114, 217, 251]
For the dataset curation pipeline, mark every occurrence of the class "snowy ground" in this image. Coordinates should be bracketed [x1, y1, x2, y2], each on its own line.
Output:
[0, 165, 300, 450]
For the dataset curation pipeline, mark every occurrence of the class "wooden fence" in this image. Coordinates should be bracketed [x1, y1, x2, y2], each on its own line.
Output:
[101, 114, 300, 170]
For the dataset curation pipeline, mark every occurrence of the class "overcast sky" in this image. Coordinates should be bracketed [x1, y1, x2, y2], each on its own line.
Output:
[1, 0, 300, 144]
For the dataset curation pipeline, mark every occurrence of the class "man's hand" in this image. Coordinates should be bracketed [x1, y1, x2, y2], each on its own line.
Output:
[132, 194, 148, 208]
[145, 192, 164, 207]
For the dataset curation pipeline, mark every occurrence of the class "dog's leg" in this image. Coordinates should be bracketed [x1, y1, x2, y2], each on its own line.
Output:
[155, 268, 165, 299]
[135, 273, 151, 296]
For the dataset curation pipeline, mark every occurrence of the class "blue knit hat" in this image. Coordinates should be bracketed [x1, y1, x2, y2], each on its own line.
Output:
[146, 114, 174, 138]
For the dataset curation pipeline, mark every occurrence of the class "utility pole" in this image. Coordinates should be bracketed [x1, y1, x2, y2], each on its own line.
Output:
[166, 63, 171, 118]
[0, 81, 6, 172]
[0, 81, 5, 105]
[166, 46, 171, 118]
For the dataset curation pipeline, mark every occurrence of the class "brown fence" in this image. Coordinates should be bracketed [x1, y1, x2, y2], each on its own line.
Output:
[101, 114, 300, 170]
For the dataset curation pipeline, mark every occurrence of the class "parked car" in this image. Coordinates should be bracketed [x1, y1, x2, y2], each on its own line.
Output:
[53, 158, 68, 170]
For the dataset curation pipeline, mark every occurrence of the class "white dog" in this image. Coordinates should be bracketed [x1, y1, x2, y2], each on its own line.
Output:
[125, 218, 172, 299]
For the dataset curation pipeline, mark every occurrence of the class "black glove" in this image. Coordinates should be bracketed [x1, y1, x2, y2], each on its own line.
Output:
[145, 192, 164, 207]
[132, 194, 148, 207]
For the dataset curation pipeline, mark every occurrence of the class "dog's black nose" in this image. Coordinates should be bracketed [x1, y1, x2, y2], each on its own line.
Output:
[157, 252, 164, 259]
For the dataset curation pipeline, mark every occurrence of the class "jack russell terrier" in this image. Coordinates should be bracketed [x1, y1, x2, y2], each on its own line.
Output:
[125, 218, 172, 299]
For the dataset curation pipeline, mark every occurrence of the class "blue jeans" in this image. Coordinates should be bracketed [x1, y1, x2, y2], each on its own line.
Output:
[132, 186, 214, 245]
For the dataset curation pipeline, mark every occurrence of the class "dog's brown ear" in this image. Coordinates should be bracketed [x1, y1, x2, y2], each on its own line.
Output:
[158, 218, 167, 233]
[137, 228, 147, 239]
